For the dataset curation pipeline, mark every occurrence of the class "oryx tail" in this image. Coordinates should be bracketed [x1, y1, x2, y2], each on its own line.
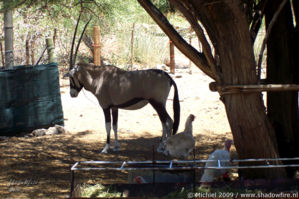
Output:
[171, 76, 180, 135]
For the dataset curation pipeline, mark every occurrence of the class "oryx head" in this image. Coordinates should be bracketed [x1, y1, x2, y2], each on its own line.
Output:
[64, 12, 91, 98]
[63, 66, 82, 97]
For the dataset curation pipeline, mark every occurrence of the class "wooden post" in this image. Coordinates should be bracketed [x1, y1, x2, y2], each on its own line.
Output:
[0, 39, 5, 67]
[93, 26, 101, 66]
[53, 28, 57, 48]
[130, 23, 135, 70]
[25, 36, 30, 65]
[169, 40, 175, 74]
[31, 40, 35, 65]
[46, 38, 56, 63]
[4, 6, 14, 68]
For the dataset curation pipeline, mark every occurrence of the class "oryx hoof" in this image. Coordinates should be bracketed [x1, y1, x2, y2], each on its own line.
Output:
[157, 142, 166, 153]
[112, 142, 120, 151]
[101, 144, 110, 153]
[101, 149, 109, 154]
[113, 146, 120, 151]
[163, 149, 169, 156]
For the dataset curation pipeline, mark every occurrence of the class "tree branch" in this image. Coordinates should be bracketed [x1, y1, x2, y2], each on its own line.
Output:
[170, 0, 220, 82]
[250, 0, 268, 43]
[137, 0, 216, 80]
[257, 0, 288, 81]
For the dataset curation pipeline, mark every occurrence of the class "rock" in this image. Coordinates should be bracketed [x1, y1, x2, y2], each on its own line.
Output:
[46, 125, 68, 135]
[46, 127, 59, 135]
[30, 129, 47, 137]
[28, 125, 68, 137]
[55, 125, 68, 134]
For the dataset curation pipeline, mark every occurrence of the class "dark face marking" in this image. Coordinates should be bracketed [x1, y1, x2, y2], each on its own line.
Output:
[69, 76, 83, 97]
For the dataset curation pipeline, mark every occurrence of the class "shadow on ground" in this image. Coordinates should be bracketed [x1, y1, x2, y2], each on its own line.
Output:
[0, 131, 230, 198]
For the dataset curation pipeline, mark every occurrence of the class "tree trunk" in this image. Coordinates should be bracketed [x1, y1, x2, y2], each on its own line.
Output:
[83, 34, 94, 57]
[138, 0, 287, 179]
[203, 1, 286, 179]
[25, 35, 30, 65]
[31, 39, 35, 65]
[265, 0, 299, 178]
[0, 40, 5, 67]
[46, 38, 56, 63]
[3, 4, 14, 68]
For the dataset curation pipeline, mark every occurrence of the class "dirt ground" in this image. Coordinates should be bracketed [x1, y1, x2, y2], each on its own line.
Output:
[0, 64, 233, 198]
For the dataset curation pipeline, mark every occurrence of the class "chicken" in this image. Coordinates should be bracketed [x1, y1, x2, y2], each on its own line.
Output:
[135, 175, 147, 184]
[200, 139, 233, 185]
[164, 114, 195, 158]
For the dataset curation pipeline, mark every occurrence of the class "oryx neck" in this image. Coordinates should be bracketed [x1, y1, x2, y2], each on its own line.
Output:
[74, 66, 94, 92]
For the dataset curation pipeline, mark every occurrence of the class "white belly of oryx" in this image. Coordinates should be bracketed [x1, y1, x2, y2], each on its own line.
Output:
[122, 100, 148, 110]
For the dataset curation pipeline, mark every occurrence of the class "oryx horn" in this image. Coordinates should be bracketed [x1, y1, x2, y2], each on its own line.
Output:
[73, 17, 92, 67]
[70, 12, 92, 70]
[70, 12, 82, 70]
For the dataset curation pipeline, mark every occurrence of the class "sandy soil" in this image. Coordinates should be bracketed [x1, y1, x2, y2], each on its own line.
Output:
[0, 64, 233, 198]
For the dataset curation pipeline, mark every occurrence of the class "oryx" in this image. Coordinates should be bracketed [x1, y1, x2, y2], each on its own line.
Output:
[64, 14, 180, 153]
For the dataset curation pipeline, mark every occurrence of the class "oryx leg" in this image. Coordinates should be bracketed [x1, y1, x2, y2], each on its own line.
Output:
[112, 108, 120, 151]
[149, 99, 173, 153]
[101, 108, 111, 153]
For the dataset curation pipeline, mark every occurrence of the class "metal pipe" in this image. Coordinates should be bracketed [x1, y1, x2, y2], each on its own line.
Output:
[76, 157, 299, 166]
[71, 161, 79, 170]
[71, 163, 299, 171]
[70, 170, 75, 198]
[71, 157, 299, 171]
[169, 160, 173, 169]
[120, 161, 126, 169]
[217, 160, 221, 168]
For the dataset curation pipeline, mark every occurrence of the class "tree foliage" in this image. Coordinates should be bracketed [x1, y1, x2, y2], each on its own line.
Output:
[1, 0, 172, 67]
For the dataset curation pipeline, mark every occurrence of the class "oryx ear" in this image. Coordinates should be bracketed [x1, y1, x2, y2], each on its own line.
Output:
[69, 68, 77, 76]
[63, 67, 79, 78]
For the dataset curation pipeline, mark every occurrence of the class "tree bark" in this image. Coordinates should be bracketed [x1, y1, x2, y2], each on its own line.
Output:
[46, 38, 56, 63]
[25, 35, 30, 65]
[265, 0, 299, 178]
[203, 1, 286, 179]
[83, 34, 94, 58]
[3, 5, 14, 68]
[31, 39, 35, 65]
[138, 0, 287, 179]
[0, 40, 5, 67]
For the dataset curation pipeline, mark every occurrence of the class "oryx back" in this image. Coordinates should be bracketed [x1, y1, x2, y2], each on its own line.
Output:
[108, 69, 172, 109]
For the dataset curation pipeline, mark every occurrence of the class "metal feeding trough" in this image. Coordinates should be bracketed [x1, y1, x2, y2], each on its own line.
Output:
[126, 161, 195, 184]
[70, 157, 299, 197]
